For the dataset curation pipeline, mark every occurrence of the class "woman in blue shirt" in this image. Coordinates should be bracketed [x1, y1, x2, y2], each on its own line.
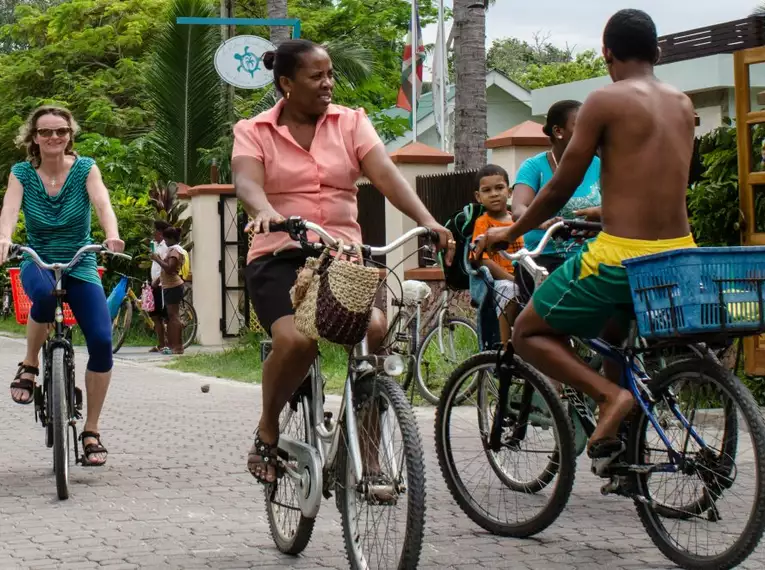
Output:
[513, 100, 602, 303]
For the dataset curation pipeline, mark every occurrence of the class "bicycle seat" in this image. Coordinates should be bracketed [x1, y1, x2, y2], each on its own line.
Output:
[402, 280, 432, 304]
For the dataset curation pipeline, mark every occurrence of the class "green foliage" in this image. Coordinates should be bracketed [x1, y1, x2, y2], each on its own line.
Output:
[144, 0, 226, 186]
[487, 34, 606, 89]
[74, 134, 158, 196]
[514, 50, 608, 90]
[687, 126, 765, 246]
[0, 0, 167, 182]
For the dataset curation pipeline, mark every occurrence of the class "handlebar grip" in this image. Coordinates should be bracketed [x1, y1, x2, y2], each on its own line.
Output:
[564, 220, 602, 232]
[427, 229, 440, 243]
[268, 221, 290, 233]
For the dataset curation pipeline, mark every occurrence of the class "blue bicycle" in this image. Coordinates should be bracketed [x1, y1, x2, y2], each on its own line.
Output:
[435, 221, 765, 570]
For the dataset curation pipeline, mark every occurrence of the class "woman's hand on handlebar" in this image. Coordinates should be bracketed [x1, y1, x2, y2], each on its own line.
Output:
[538, 217, 563, 231]
[245, 208, 285, 236]
[573, 206, 601, 222]
[420, 217, 456, 266]
[104, 237, 125, 253]
[0, 238, 11, 265]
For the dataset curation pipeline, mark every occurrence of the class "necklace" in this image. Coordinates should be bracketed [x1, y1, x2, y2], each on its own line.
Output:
[549, 150, 559, 170]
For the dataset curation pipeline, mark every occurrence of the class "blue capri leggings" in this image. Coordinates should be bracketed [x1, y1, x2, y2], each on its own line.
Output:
[21, 264, 113, 373]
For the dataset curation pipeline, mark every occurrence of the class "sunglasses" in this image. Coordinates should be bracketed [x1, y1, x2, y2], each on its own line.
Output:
[35, 127, 72, 138]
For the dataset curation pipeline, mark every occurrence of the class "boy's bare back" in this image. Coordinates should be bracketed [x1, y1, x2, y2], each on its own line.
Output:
[596, 77, 696, 240]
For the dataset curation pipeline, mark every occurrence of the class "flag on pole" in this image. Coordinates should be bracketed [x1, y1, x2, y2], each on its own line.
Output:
[396, 1, 425, 114]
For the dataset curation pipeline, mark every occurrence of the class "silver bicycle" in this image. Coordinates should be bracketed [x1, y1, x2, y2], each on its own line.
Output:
[260, 217, 432, 570]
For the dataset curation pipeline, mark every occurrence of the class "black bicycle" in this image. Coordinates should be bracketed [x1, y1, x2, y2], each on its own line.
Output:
[8, 243, 131, 500]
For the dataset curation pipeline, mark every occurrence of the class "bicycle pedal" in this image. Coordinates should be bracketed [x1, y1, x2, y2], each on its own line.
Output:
[590, 442, 626, 478]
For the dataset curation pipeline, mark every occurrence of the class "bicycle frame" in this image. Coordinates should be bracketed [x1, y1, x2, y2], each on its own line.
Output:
[584, 332, 709, 469]
[271, 218, 436, 518]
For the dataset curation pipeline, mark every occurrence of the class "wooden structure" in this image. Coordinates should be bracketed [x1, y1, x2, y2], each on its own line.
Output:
[659, 16, 765, 65]
[734, 45, 765, 374]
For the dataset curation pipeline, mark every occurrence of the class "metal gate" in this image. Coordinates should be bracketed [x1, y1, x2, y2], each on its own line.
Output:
[219, 195, 250, 337]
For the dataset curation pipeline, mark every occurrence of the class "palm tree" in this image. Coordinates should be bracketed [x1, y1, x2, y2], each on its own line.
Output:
[452, 0, 488, 170]
[145, 0, 226, 186]
[267, 0, 290, 46]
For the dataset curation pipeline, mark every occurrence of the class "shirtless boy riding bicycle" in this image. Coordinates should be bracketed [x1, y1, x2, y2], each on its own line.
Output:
[474, 8, 697, 463]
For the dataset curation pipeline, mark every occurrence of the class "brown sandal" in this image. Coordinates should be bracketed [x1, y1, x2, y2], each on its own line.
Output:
[10, 362, 38, 405]
[79, 431, 108, 466]
[247, 430, 282, 484]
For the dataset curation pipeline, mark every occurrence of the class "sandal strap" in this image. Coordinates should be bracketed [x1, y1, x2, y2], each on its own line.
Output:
[10, 378, 35, 390]
[15, 362, 39, 377]
[80, 431, 101, 441]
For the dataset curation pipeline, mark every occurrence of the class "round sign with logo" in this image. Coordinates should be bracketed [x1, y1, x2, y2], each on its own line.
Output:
[214, 35, 276, 89]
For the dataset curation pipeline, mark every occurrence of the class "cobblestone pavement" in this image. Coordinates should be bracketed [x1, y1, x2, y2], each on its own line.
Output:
[0, 334, 762, 569]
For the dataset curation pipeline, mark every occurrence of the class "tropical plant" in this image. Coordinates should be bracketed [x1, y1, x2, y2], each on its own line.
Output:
[149, 181, 193, 252]
[144, 0, 227, 186]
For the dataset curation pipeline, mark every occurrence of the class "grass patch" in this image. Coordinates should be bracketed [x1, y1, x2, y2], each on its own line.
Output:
[165, 333, 352, 394]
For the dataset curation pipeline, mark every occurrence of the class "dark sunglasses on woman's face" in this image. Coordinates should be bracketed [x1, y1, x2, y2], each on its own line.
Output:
[35, 127, 71, 138]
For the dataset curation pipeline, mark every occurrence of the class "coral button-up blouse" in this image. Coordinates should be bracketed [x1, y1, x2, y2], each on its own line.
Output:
[232, 98, 383, 263]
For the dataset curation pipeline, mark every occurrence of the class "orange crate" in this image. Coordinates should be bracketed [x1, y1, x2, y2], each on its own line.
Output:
[9, 266, 106, 326]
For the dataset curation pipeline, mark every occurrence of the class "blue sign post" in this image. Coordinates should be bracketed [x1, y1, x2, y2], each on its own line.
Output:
[176, 17, 301, 39]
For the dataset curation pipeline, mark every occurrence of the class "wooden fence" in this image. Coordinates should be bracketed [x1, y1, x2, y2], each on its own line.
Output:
[658, 16, 765, 65]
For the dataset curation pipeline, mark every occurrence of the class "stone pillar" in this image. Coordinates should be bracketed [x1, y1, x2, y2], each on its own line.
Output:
[386, 142, 454, 318]
[485, 120, 550, 179]
[182, 184, 236, 346]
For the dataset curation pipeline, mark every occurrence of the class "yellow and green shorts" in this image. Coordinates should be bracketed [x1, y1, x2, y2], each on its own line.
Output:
[532, 232, 697, 339]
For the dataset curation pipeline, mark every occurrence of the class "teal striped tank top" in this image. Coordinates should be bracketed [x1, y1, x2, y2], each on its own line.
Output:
[11, 156, 101, 287]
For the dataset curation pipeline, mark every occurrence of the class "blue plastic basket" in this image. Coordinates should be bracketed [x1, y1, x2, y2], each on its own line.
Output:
[623, 246, 765, 340]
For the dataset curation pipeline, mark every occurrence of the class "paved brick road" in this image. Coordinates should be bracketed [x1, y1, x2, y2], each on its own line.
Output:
[0, 334, 762, 569]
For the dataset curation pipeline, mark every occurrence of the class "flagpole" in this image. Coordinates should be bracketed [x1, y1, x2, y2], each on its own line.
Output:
[412, 0, 418, 142]
[438, 0, 446, 151]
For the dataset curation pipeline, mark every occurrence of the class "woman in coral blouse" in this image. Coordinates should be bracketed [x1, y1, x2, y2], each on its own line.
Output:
[232, 39, 454, 483]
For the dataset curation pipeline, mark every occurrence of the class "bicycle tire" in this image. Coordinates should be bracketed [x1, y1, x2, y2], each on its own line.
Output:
[337, 375, 426, 570]
[111, 298, 132, 354]
[265, 393, 316, 554]
[435, 351, 576, 537]
[180, 299, 197, 349]
[51, 346, 70, 500]
[415, 316, 478, 405]
[629, 358, 765, 570]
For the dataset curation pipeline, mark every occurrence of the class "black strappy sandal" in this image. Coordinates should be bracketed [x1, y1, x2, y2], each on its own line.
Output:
[79, 431, 108, 467]
[10, 362, 38, 405]
[247, 430, 282, 484]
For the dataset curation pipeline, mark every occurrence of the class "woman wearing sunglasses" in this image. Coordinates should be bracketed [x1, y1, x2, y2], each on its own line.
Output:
[0, 105, 124, 466]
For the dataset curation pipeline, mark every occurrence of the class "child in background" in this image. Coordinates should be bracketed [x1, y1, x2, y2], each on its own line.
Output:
[151, 226, 185, 355]
[471, 164, 524, 344]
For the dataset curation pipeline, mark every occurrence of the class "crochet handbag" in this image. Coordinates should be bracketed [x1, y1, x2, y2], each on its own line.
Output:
[290, 241, 381, 345]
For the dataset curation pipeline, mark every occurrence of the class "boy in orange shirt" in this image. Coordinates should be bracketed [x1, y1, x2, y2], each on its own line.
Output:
[471, 164, 524, 344]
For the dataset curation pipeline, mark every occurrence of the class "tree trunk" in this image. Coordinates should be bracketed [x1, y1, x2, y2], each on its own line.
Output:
[267, 0, 290, 47]
[453, 0, 487, 171]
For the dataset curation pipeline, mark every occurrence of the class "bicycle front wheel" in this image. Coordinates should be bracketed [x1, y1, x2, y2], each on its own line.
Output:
[50, 346, 70, 500]
[630, 358, 765, 570]
[111, 298, 132, 354]
[415, 316, 478, 405]
[337, 375, 426, 570]
[435, 351, 576, 537]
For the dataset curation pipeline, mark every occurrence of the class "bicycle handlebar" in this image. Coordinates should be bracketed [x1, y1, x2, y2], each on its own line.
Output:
[8, 243, 132, 272]
[269, 216, 439, 257]
[498, 219, 602, 262]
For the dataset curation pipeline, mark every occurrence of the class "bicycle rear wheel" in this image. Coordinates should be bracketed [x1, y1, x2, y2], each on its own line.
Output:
[337, 375, 426, 569]
[630, 358, 765, 570]
[180, 299, 197, 349]
[265, 390, 316, 554]
[50, 346, 70, 500]
[111, 298, 132, 354]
